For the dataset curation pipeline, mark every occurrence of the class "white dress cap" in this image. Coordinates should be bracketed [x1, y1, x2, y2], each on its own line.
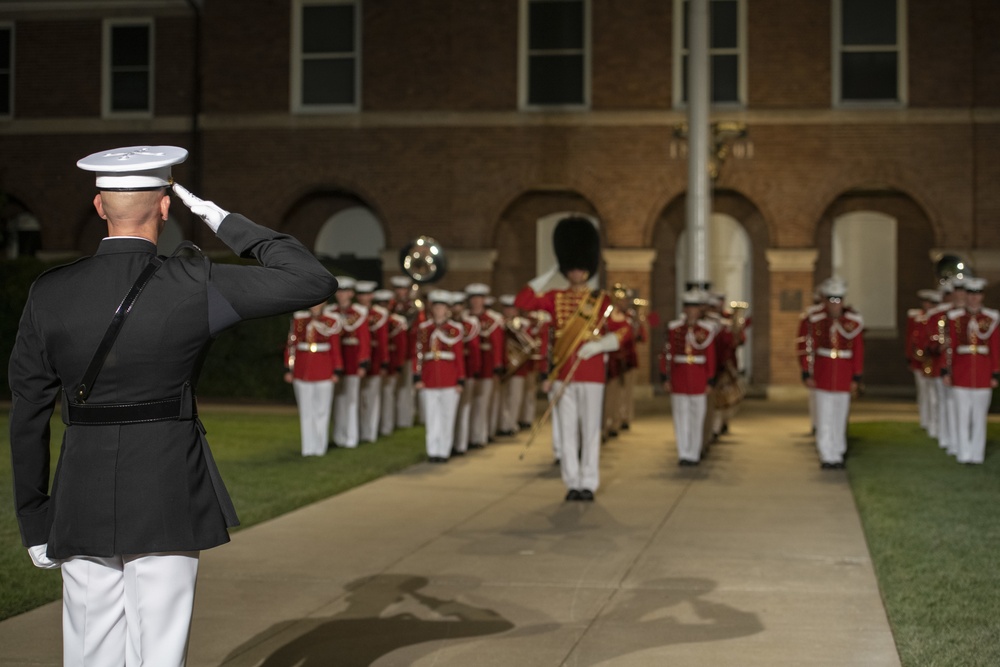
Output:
[964, 277, 987, 293]
[355, 280, 377, 294]
[336, 276, 356, 291]
[77, 145, 188, 191]
[819, 276, 847, 299]
[681, 288, 709, 306]
[449, 291, 467, 304]
[465, 283, 490, 296]
[373, 289, 393, 302]
[428, 290, 451, 304]
[499, 294, 516, 307]
[390, 275, 413, 288]
[917, 289, 941, 303]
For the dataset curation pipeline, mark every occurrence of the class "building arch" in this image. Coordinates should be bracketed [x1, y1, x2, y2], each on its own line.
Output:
[815, 188, 935, 387]
[492, 190, 603, 296]
[282, 188, 387, 282]
[1, 192, 42, 259]
[650, 188, 770, 387]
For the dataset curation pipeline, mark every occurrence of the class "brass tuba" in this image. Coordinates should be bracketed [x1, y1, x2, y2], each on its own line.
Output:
[399, 236, 447, 283]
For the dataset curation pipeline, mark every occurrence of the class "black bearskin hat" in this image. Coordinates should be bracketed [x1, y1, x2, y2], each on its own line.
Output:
[553, 216, 600, 277]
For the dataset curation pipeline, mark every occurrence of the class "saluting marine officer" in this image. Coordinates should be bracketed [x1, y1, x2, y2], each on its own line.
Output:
[8, 146, 336, 665]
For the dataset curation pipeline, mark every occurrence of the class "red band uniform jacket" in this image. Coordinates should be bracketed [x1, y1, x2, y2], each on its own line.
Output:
[413, 320, 466, 388]
[8, 214, 336, 558]
[515, 287, 628, 383]
[386, 312, 409, 375]
[367, 304, 391, 373]
[285, 309, 344, 381]
[801, 310, 865, 392]
[328, 303, 371, 376]
[922, 303, 952, 379]
[945, 307, 1000, 388]
[659, 318, 718, 394]
[476, 310, 506, 379]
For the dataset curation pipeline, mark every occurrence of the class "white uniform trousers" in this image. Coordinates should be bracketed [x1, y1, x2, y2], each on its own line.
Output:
[469, 377, 493, 446]
[938, 381, 956, 454]
[914, 369, 928, 431]
[926, 377, 944, 439]
[396, 364, 416, 428]
[808, 388, 816, 432]
[623, 367, 637, 426]
[333, 374, 361, 447]
[453, 381, 473, 453]
[421, 387, 460, 458]
[552, 381, 604, 492]
[488, 376, 501, 438]
[292, 379, 334, 456]
[670, 392, 707, 462]
[62, 552, 199, 667]
[380, 374, 398, 436]
[521, 372, 539, 427]
[952, 386, 991, 464]
[602, 375, 622, 436]
[549, 383, 563, 463]
[814, 389, 851, 464]
[359, 374, 383, 443]
[499, 375, 524, 434]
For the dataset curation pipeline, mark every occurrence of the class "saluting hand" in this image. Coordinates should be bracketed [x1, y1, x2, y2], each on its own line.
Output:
[172, 182, 230, 233]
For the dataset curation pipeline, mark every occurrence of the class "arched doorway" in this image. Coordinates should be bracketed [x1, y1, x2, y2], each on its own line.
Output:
[677, 213, 753, 376]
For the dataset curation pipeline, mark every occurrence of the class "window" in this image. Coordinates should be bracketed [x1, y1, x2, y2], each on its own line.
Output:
[521, 0, 589, 109]
[674, 0, 746, 107]
[292, 0, 360, 112]
[103, 19, 153, 116]
[0, 24, 12, 118]
[833, 0, 907, 105]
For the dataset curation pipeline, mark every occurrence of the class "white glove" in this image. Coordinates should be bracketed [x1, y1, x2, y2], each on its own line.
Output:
[528, 265, 560, 293]
[172, 182, 230, 233]
[28, 544, 61, 569]
[577, 334, 620, 360]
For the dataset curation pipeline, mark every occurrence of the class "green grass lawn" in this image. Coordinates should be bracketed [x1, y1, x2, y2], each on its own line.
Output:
[0, 406, 426, 621]
[847, 420, 1000, 667]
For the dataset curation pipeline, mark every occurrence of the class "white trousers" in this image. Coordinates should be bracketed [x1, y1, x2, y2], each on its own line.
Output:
[552, 381, 604, 492]
[359, 374, 383, 443]
[808, 388, 816, 431]
[815, 389, 850, 464]
[670, 392, 707, 462]
[499, 376, 524, 434]
[380, 374, 398, 436]
[292, 379, 333, 456]
[917, 372, 939, 437]
[603, 375, 622, 435]
[333, 374, 361, 447]
[62, 552, 199, 667]
[452, 380, 473, 453]
[396, 364, 416, 428]
[521, 372, 539, 426]
[488, 376, 501, 437]
[469, 378, 493, 446]
[938, 381, 956, 453]
[421, 387, 460, 458]
[952, 386, 991, 464]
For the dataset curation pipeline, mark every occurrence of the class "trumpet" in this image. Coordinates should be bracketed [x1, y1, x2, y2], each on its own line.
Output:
[399, 236, 447, 283]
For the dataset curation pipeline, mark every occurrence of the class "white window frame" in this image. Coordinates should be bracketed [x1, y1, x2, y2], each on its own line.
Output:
[102, 18, 154, 118]
[291, 0, 361, 114]
[832, 0, 908, 107]
[518, 0, 591, 111]
[0, 22, 13, 119]
[672, 0, 747, 109]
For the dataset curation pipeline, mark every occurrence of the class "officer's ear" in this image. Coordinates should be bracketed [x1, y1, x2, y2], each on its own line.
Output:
[160, 193, 171, 221]
[94, 193, 107, 220]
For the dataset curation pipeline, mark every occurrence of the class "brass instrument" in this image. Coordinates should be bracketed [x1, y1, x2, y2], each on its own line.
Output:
[715, 300, 749, 410]
[503, 316, 540, 380]
[399, 236, 447, 283]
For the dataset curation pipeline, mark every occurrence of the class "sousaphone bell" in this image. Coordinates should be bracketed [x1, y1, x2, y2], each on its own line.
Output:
[399, 235, 447, 284]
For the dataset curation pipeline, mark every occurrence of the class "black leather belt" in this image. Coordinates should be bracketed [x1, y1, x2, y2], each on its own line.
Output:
[65, 397, 195, 425]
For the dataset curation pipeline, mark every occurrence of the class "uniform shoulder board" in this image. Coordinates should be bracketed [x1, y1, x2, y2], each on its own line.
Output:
[667, 317, 684, 330]
[982, 307, 1000, 320]
[293, 310, 311, 319]
[947, 308, 965, 320]
[906, 308, 922, 318]
[844, 311, 864, 327]
[808, 311, 827, 323]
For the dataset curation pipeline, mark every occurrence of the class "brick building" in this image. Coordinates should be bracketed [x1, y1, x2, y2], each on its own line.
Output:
[1, 0, 998, 394]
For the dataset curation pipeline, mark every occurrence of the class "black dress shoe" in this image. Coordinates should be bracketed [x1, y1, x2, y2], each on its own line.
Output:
[579, 489, 595, 501]
[497, 429, 516, 437]
[553, 458, 561, 466]
[609, 430, 618, 438]
[820, 461, 838, 469]
[469, 442, 485, 449]
[678, 459, 700, 467]
[621, 422, 630, 431]
[450, 449, 466, 456]
[565, 489, 582, 501]
[518, 422, 532, 430]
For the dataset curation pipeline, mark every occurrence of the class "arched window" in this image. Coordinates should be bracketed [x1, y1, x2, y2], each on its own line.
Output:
[4, 211, 41, 259]
[832, 210, 896, 332]
[315, 206, 385, 281]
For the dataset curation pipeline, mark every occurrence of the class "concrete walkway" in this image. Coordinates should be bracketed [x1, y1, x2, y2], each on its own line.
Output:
[1, 397, 904, 666]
